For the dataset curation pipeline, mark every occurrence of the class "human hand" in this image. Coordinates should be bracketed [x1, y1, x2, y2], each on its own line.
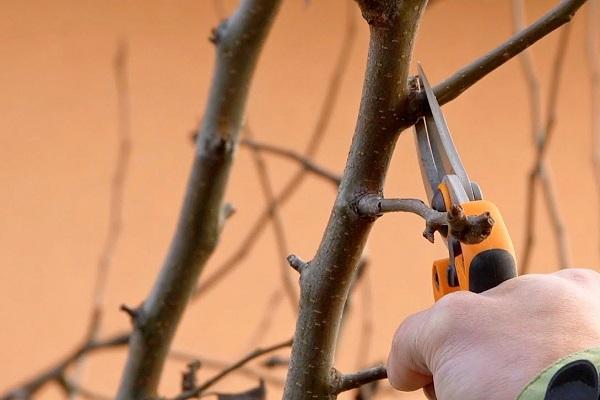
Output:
[387, 269, 600, 400]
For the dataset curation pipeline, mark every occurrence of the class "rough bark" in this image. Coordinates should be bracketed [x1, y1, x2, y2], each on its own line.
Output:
[282, 1, 428, 398]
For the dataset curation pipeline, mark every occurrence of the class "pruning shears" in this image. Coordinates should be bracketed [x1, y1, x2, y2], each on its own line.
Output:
[414, 64, 518, 301]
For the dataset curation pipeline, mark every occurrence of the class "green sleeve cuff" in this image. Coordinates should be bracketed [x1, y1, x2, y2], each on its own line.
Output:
[517, 347, 600, 400]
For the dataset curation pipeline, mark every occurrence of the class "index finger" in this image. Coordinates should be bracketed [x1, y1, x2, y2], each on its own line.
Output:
[387, 308, 435, 391]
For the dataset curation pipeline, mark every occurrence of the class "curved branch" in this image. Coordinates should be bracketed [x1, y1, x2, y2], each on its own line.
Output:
[357, 196, 494, 245]
[0, 333, 129, 400]
[170, 339, 293, 400]
[240, 138, 341, 185]
[115, 1, 283, 398]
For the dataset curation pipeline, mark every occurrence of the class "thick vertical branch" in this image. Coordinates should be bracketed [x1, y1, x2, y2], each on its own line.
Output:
[193, 2, 356, 300]
[283, 1, 427, 398]
[115, 1, 282, 398]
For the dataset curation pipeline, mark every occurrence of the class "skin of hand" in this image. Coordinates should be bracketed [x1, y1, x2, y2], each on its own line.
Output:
[387, 269, 600, 400]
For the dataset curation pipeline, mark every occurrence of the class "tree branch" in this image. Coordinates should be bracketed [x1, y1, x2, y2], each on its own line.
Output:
[513, 0, 572, 273]
[397, 0, 587, 131]
[240, 137, 341, 185]
[169, 348, 286, 387]
[0, 333, 129, 400]
[115, 1, 283, 398]
[170, 339, 293, 400]
[192, 2, 356, 300]
[331, 365, 387, 395]
[69, 39, 133, 398]
[283, 1, 428, 398]
[357, 195, 494, 245]
[245, 125, 298, 310]
[432, 0, 584, 107]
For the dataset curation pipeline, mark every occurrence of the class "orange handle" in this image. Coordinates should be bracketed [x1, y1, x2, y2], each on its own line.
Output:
[431, 200, 518, 301]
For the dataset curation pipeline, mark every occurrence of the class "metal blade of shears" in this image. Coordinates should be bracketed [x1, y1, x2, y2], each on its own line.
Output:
[417, 64, 474, 201]
[414, 117, 440, 204]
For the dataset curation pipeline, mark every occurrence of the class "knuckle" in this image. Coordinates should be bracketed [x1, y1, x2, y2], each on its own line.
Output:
[555, 268, 600, 289]
[433, 290, 476, 318]
[428, 291, 478, 338]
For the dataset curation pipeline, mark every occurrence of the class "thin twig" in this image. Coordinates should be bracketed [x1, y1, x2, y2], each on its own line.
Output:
[168, 349, 286, 387]
[586, 0, 600, 261]
[357, 195, 494, 245]
[69, 39, 132, 399]
[331, 365, 387, 394]
[240, 138, 341, 185]
[244, 289, 284, 349]
[0, 333, 129, 400]
[192, 2, 356, 299]
[245, 125, 298, 310]
[513, 0, 572, 273]
[59, 377, 113, 400]
[170, 339, 293, 400]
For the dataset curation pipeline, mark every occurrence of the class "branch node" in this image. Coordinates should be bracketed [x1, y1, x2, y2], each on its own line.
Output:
[119, 304, 140, 324]
[209, 19, 228, 45]
[331, 364, 387, 395]
[287, 254, 309, 274]
[219, 202, 236, 233]
[355, 193, 383, 218]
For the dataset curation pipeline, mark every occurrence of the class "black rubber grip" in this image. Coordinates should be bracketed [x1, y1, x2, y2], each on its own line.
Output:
[468, 249, 517, 293]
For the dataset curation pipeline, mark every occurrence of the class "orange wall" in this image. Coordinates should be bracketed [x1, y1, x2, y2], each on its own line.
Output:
[1, 1, 597, 399]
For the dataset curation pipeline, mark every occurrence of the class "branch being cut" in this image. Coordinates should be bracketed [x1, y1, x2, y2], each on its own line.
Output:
[431, 0, 584, 107]
[397, 0, 587, 131]
[357, 195, 494, 245]
[331, 365, 387, 395]
[115, 1, 283, 398]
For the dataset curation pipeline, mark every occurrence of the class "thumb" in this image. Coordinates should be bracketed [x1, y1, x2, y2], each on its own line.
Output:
[387, 307, 436, 391]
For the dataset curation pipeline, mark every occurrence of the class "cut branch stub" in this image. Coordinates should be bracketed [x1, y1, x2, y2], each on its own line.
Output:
[287, 254, 309, 274]
[447, 204, 494, 245]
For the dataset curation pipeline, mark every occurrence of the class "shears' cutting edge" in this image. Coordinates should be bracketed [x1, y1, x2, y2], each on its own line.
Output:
[413, 64, 518, 301]
[416, 63, 475, 202]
